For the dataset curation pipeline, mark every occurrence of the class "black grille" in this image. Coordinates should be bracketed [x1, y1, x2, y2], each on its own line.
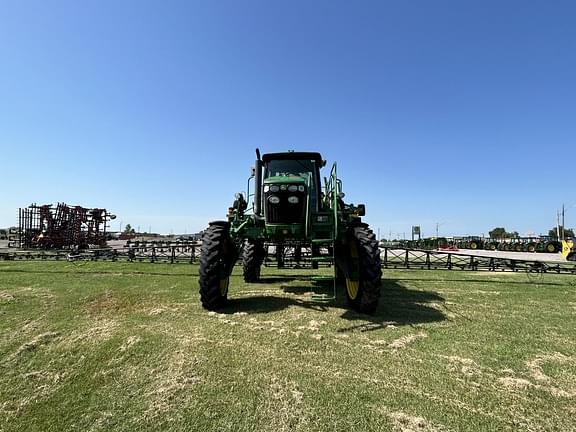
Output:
[265, 190, 306, 224]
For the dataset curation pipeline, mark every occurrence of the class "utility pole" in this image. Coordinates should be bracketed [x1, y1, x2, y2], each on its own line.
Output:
[436, 222, 445, 239]
[562, 204, 565, 241]
[557, 210, 561, 240]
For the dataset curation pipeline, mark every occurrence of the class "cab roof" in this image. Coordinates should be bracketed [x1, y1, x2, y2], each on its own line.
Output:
[262, 152, 323, 163]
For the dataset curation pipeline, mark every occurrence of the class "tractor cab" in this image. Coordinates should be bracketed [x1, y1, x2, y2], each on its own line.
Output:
[261, 152, 323, 221]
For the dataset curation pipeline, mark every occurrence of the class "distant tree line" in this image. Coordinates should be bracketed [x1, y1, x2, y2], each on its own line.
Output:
[488, 226, 574, 239]
[548, 226, 575, 239]
[123, 224, 136, 234]
[488, 227, 519, 239]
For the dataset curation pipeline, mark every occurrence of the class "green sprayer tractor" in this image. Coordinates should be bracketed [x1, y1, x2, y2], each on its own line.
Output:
[198, 149, 382, 313]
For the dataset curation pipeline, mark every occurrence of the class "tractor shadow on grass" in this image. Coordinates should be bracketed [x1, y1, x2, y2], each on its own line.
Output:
[224, 277, 448, 329]
[222, 296, 330, 314]
[257, 276, 314, 284]
[222, 275, 334, 314]
[337, 278, 447, 332]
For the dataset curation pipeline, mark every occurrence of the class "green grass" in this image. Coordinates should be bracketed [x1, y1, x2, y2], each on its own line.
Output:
[1, 261, 575, 431]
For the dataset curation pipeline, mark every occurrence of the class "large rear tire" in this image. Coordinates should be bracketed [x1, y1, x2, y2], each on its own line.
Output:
[198, 222, 238, 310]
[339, 225, 382, 314]
[243, 240, 266, 282]
[545, 242, 558, 253]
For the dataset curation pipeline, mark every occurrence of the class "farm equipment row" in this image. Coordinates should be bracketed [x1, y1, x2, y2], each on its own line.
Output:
[11, 203, 115, 250]
[395, 236, 571, 254]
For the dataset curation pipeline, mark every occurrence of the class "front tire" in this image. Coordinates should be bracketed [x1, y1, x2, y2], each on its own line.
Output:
[198, 222, 238, 310]
[243, 240, 265, 282]
[339, 225, 382, 314]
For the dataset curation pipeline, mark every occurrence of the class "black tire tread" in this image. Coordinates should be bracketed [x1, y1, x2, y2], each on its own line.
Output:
[243, 240, 265, 282]
[347, 225, 382, 314]
[198, 224, 236, 310]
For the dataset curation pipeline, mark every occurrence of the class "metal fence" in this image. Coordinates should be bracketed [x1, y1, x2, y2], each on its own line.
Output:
[381, 248, 576, 274]
[2, 244, 576, 275]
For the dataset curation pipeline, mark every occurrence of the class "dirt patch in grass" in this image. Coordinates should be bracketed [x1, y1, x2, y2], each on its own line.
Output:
[146, 304, 186, 316]
[63, 318, 119, 347]
[526, 352, 572, 383]
[85, 291, 133, 316]
[498, 377, 534, 390]
[443, 355, 481, 377]
[497, 376, 575, 398]
[297, 319, 326, 332]
[494, 353, 576, 399]
[388, 332, 428, 350]
[140, 339, 204, 422]
[0, 291, 15, 303]
[384, 409, 447, 432]
[207, 311, 304, 338]
[119, 335, 141, 352]
[262, 376, 307, 431]
[8, 331, 60, 360]
[1, 368, 67, 416]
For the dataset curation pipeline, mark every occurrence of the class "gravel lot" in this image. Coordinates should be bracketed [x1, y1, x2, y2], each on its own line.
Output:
[439, 248, 565, 262]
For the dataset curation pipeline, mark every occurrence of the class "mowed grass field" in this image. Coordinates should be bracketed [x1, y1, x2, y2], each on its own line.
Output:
[1, 261, 575, 432]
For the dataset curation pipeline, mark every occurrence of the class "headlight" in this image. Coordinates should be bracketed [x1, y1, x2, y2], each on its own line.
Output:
[288, 185, 298, 192]
[287, 196, 299, 204]
[298, 185, 305, 192]
[280, 184, 287, 190]
[269, 185, 279, 193]
[268, 195, 280, 204]
[263, 185, 269, 193]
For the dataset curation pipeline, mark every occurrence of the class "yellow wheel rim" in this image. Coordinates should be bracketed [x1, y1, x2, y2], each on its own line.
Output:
[346, 278, 359, 300]
[219, 277, 229, 296]
[346, 240, 360, 300]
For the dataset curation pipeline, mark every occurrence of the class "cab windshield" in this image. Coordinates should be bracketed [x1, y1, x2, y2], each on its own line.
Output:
[264, 159, 319, 209]
[264, 159, 315, 178]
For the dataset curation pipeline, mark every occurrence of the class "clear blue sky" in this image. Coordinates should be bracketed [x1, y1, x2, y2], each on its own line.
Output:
[1, 0, 575, 238]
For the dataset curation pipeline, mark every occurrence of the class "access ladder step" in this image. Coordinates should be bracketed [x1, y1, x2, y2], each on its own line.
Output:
[310, 293, 335, 303]
[311, 238, 334, 245]
[311, 276, 334, 282]
[310, 256, 333, 262]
